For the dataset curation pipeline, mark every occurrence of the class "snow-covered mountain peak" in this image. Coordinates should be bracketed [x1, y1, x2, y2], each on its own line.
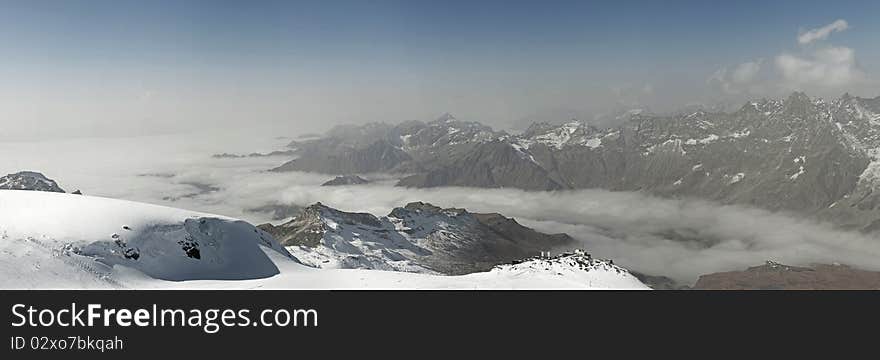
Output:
[496, 250, 629, 276]
[516, 118, 603, 150]
[781, 91, 822, 115]
[321, 175, 370, 186]
[0, 191, 293, 284]
[490, 250, 649, 289]
[309, 202, 385, 228]
[741, 98, 784, 115]
[391, 201, 469, 218]
[834, 94, 880, 123]
[783, 91, 815, 107]
[392, 114, 508, 150]
[0, 171, 65, 193]
[435, 112, 457, 123]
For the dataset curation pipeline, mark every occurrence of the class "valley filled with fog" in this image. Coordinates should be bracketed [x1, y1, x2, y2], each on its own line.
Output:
[5, 130, 879, 284]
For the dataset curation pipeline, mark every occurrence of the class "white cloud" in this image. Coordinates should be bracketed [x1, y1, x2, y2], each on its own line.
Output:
[798, 19, 849, 45]
[707, 59, 763, 94]
[710, 19, 871, 97]
[775, 46, 867, 89]
[707, 68, 733, 94]
[730, 60, 763, 84]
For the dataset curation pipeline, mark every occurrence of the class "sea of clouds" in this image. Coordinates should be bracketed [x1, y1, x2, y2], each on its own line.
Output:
[3, 131, 880, 284]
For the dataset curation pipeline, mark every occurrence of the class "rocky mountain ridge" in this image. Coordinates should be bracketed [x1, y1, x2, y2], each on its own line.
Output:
[270, 93, 880, 229]
[257, 201, 574, 275]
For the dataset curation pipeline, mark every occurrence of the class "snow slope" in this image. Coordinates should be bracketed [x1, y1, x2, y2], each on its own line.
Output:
[0, 190, 648, 290]
[125, 249, 649, 290]
[0, 190, 292, 283]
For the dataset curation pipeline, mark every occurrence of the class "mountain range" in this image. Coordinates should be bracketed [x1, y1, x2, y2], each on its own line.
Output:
[270, 93, 880, 230]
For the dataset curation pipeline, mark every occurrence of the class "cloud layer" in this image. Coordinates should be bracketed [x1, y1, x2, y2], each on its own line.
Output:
[5, 133, 880, 285]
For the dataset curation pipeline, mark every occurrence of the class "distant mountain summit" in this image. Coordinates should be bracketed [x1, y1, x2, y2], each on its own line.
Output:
[0, 171, 65, 193]
[434, 112, 457, 122]
[321, 175, 371, 186]
[693, 261, 880, 290]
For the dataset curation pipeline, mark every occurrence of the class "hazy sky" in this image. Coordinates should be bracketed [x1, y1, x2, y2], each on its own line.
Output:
[1, 0, 878, 140]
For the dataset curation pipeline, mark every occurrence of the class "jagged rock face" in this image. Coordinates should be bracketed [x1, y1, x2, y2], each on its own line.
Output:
[506, 93, 870, 215]
[258, 201, 574, 275]
[388, 201, 573, 274]
[402, 115, 502, 152]
[259, 203, 348, 247]
[271, 94, 880, 229]
[0, 171, 65, 193]
[534, 93, 867, 214]
[693, 261, 880, 290]
[519, 120, 605, 150]
[814, 94, 880, 229]
[258, 203, 436, 273]
[321, 175, 370, 186]
[397, 141, 565, 190]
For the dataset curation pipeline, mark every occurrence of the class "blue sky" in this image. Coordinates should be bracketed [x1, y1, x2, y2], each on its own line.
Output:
[0, 0, 877, 138]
